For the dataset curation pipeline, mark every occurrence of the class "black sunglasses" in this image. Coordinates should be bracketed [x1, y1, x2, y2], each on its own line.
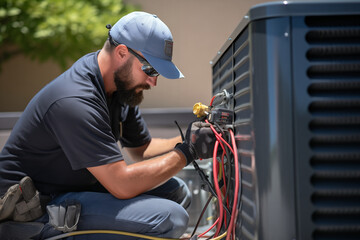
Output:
[127, 48, 160, 77]
[106, 24, 160, 77]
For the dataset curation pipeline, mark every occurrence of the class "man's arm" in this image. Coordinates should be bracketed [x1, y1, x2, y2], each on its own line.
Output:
[125, 135, 182, 162]
[87, 149, 186, 199]
[88, 121, 216, 200]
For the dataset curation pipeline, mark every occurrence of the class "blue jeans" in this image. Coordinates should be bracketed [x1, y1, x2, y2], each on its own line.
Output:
[35, 177, 191, 240]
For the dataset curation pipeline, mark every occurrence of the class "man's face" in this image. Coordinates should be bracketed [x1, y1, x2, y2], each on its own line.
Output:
[113, 57, 150, 107]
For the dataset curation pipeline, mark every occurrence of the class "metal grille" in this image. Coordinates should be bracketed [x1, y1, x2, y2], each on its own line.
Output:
[305, 15, 360, 240]
[212, 27, 256, 240]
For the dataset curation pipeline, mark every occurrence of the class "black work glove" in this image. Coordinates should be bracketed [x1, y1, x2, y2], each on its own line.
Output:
[175, 121, 217, 165]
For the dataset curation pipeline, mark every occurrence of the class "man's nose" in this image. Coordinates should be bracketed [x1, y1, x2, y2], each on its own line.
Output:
[146, 76, 157, 87]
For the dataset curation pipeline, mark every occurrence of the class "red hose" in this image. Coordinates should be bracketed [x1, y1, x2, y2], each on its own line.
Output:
[199, 118, 239, 238]
[205, 120, 235, 155]
[210, 95, 216, 107]
[226, 129, 239, 240]
[212, 140, 223, 237]
[198, 217, 219, 238]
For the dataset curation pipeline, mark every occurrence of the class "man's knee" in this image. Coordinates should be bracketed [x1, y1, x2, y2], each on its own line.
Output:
[173, 177, 192, 210]
[152, 201, 189, 238]
[147, 177, 192, 210]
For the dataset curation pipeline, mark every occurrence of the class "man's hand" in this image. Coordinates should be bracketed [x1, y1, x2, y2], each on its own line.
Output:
[175, 121, 217, 165]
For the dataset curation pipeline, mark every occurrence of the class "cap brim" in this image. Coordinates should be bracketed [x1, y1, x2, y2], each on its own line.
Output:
[142, 52, 184, 79]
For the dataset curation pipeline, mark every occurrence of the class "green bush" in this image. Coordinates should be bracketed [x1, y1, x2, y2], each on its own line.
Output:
[0, 0, 138, 69]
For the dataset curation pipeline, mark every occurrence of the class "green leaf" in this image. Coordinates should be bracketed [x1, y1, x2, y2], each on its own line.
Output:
[0, 0, 140, 70]
[0, 8, 6, 17]
[7, 8, 21, 16]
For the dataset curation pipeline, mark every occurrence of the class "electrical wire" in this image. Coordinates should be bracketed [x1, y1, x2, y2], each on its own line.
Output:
[205, 120, 235, 155]
[218, 136, 233, 230]
[174, 120, 185, 141]
[210, 231, 227, 240]
[175, 119, 232, 222]
[44, 230, 178, 240]
[210, 95, 216, 107]
[202, 95, 241, 239]
[192, 158, 232, 238]
[185, 96, 240, 239]
[44, 229, 228, 240]
[198, 218, 219, 238]
[212, 140, 224, 237]
[192, 161, 231, 218]
[220, 152, 229, 230]
[216, 130, 232, 211]
[224, 147, 233, 212]
[225, 129, 239, 240]
[190, 194, 213, 237]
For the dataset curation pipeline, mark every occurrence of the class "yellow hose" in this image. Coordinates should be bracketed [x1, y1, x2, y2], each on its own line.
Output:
[45, 229, 228, 240]
[45, 229, 176, 240]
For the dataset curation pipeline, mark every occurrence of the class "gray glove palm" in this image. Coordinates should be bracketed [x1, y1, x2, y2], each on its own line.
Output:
[175, 121, 217, 165]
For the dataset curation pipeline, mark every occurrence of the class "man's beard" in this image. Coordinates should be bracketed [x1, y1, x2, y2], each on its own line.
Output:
[113, 59, 150, 107]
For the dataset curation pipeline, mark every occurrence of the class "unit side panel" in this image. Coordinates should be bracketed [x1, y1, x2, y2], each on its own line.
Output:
[250, 17, 297, 240]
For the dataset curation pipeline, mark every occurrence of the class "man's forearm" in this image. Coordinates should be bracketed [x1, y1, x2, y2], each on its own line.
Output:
[88, 150, 187, 199]
[125, 136, 182, 162]
[143, 136, 182, 159]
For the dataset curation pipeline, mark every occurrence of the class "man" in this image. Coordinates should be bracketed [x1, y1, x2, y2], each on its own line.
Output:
[0, 12, 215, 239]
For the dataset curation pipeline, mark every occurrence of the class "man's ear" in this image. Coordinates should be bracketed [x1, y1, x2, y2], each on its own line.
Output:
[114, 44, 129, 60]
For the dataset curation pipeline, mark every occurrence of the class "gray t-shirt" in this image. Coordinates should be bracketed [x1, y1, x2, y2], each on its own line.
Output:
[0, 51, 151, 195]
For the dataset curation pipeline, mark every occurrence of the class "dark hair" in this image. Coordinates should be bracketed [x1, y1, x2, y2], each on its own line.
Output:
[103, 24, 118, 52]
[103, 39, 116, 52]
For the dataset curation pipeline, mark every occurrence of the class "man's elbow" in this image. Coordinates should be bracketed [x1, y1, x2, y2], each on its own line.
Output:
[109, 185, 140, 200]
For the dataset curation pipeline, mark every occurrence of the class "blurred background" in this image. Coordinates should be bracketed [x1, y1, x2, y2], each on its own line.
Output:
[0, 0, 273, 112]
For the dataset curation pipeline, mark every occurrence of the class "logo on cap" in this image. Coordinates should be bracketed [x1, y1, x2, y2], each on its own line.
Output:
[164, 40, 173, 59]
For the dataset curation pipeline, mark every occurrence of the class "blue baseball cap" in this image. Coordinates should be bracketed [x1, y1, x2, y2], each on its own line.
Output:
[109, 11, 184, 79]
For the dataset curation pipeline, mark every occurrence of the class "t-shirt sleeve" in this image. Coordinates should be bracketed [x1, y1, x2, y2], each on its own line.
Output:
[43, 97, 123, 170]
[119, 106, 151, 148]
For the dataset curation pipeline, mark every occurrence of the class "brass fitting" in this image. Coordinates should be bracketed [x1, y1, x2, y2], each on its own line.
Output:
[193, 102, 210, 118]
